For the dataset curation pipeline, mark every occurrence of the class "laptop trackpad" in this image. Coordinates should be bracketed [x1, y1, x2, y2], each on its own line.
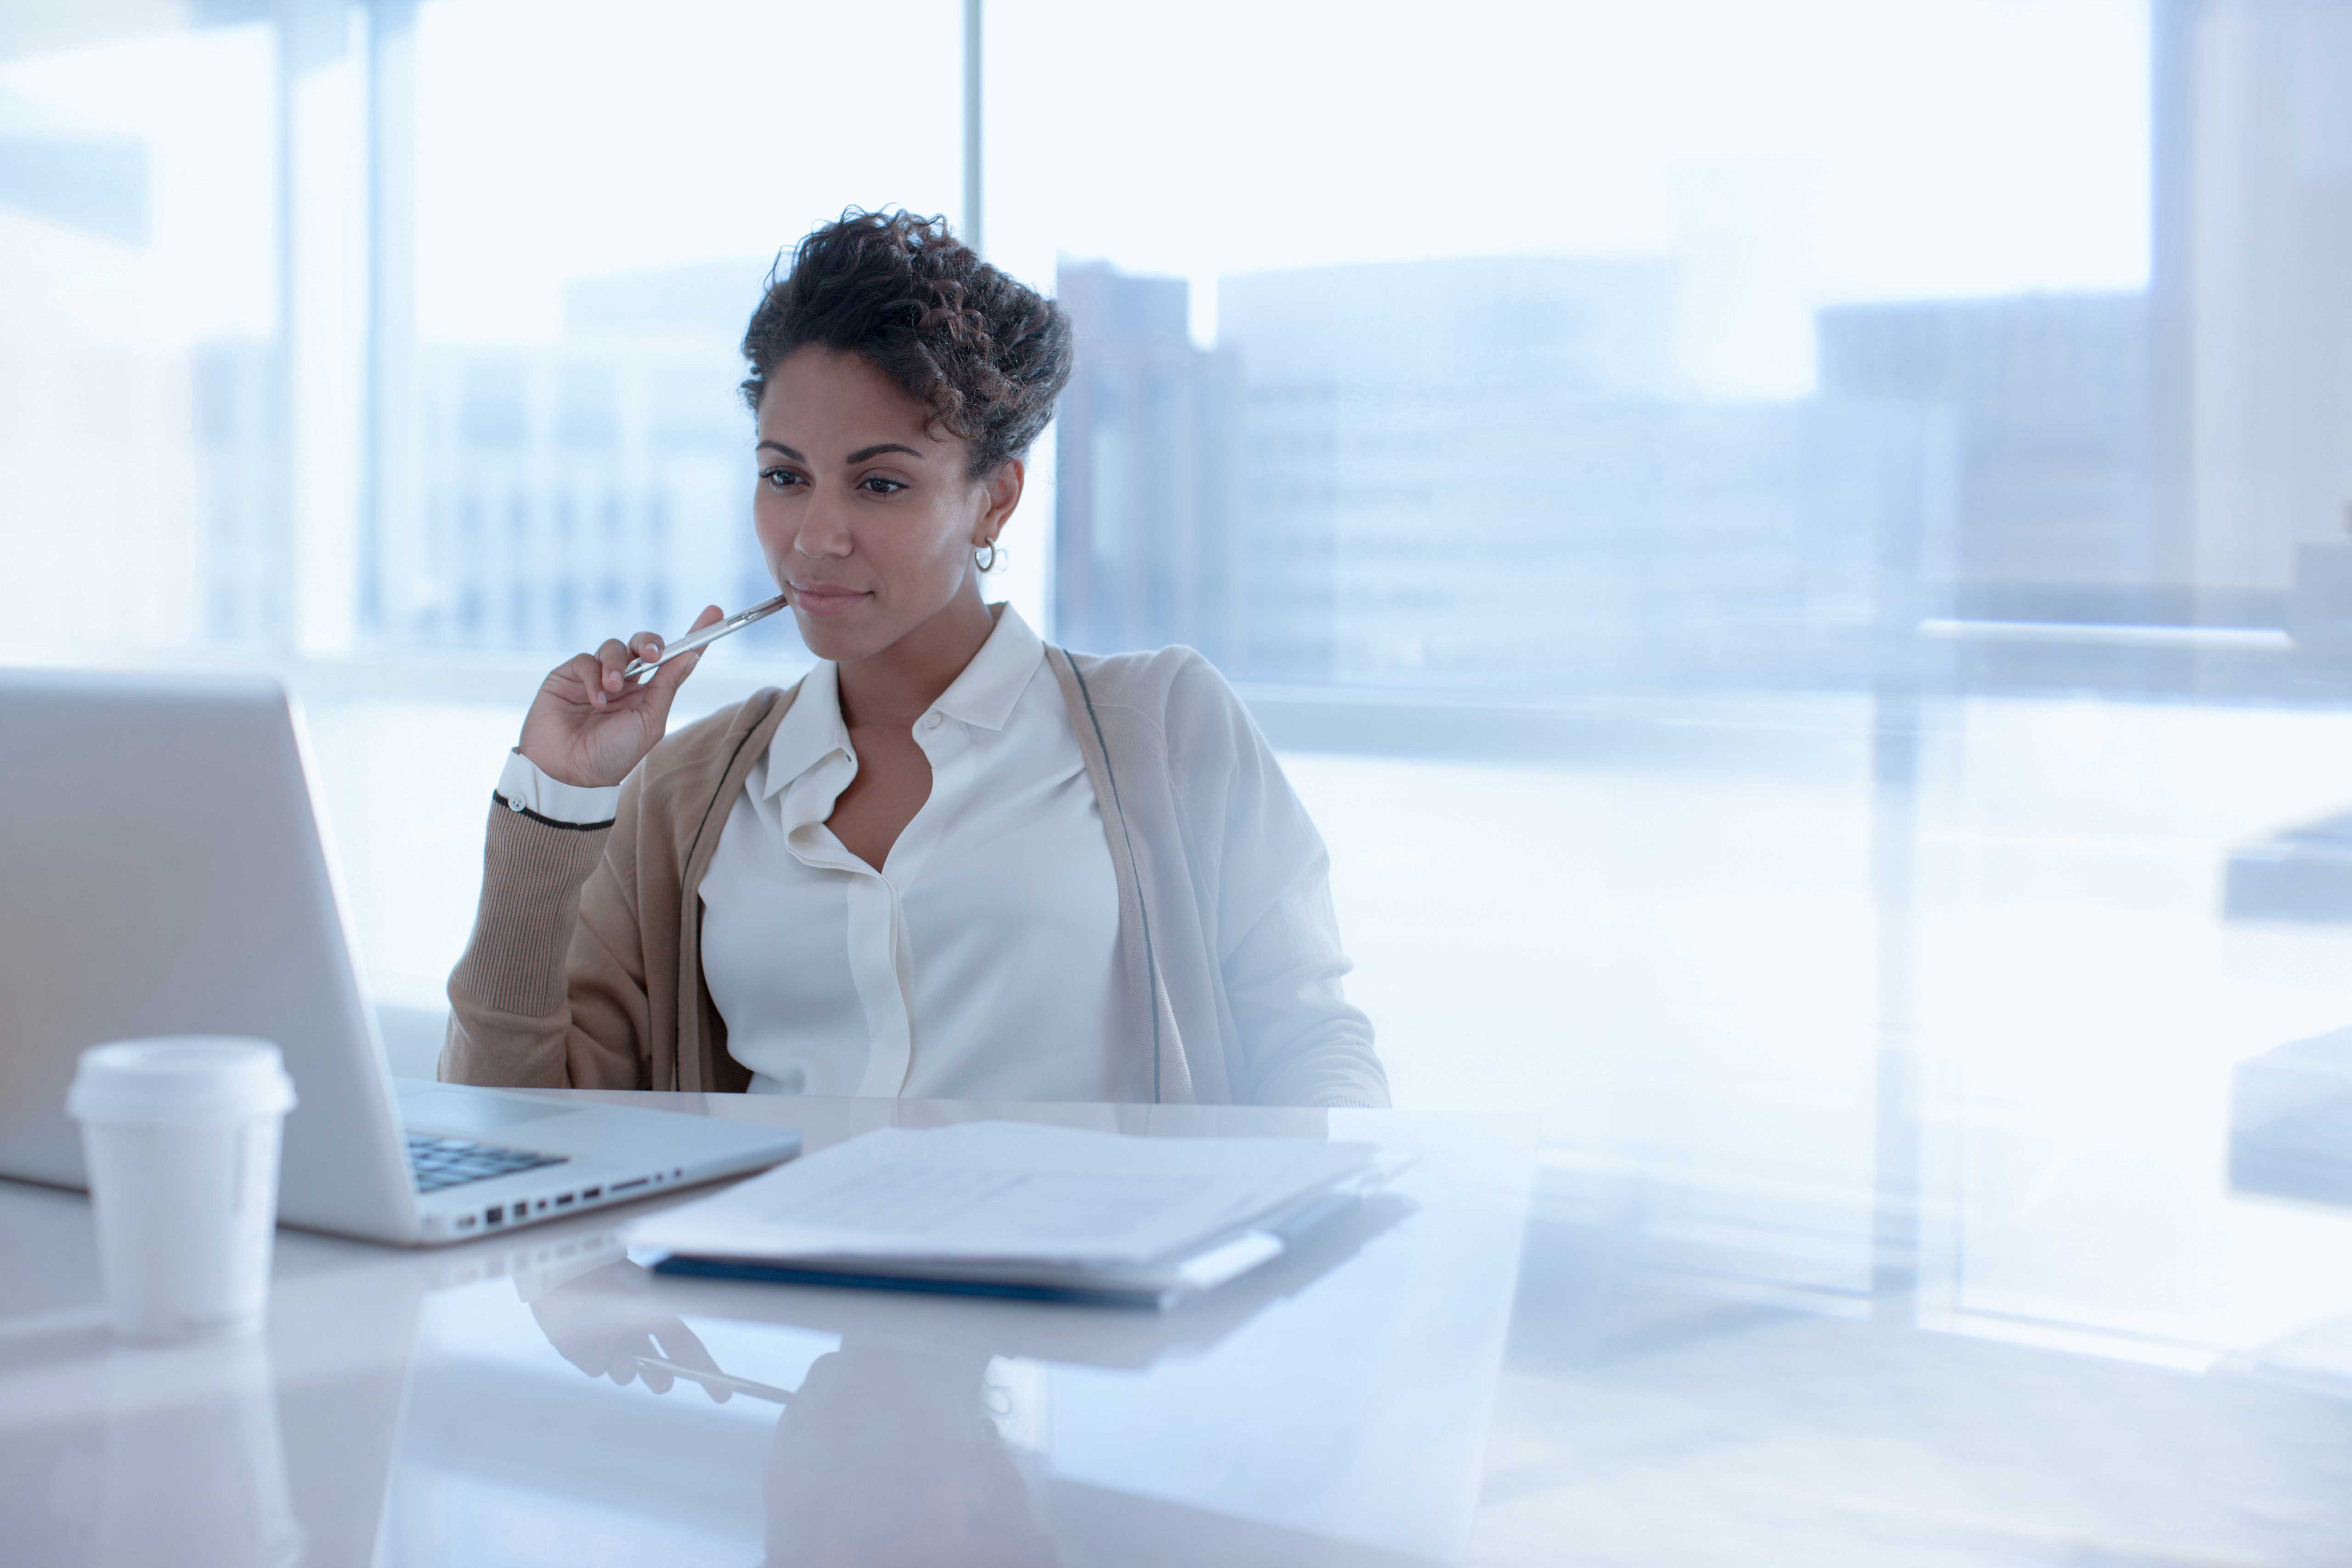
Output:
[399, 1087, 576, 1135]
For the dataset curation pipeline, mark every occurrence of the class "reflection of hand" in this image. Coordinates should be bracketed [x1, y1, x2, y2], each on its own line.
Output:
[526, 1259, 731, 1402]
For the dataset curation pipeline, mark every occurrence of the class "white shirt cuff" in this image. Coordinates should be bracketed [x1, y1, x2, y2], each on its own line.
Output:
[496, 750, 621, 825]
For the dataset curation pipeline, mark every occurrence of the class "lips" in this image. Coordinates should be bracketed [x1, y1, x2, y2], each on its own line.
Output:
[788, 582, 871, 617]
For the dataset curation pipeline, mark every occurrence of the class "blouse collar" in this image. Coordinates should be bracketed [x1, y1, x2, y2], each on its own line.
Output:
[759, 602, 1044, 800]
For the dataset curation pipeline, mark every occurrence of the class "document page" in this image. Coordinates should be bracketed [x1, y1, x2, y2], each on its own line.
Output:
[630, 1121, 1381, 1268]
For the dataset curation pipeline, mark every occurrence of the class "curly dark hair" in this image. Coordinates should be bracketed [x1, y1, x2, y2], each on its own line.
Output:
[739, 209, 1074, 477]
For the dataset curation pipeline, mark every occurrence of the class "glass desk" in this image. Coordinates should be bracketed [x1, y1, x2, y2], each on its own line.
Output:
[3, 1091, 2348, 1566]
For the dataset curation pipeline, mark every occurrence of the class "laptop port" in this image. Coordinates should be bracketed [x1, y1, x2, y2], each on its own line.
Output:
[610, 1177, 648, 1193]
[486, 1206, 503, 1225]
[554, 1193, 573, 1207]
[582, 1187, 601, 1200]
[457, 1216, 476, 1229]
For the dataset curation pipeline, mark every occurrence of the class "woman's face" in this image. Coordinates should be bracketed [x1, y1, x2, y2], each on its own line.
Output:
[751, 346, 1019, 666]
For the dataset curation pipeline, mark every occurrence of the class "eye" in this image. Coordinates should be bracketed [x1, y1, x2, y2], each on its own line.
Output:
[759, 466, 803, 492]
[859, 475, 906, 496]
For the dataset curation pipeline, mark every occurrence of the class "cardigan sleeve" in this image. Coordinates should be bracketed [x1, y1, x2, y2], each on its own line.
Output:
[437, 785, 653, 1090]
[1165, 656, 1391, 1109]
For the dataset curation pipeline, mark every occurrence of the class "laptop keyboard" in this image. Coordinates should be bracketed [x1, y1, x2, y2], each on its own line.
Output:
[406, 1132, 569, 1193]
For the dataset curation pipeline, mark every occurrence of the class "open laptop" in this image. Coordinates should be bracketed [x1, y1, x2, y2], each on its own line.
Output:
[0, 670, 800, 1245]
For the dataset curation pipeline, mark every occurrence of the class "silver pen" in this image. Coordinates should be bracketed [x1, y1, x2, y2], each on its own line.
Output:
[621, 591, 792, 680]
[628, 1353, 795, 1404]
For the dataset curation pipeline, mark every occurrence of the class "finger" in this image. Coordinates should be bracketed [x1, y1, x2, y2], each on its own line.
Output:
[606, 1333, 652, 1387]
[554, 653, 606, 705]
[650, 1317, 719, 1370]
[646, 644, 702, 699]
[591, 638, 630, 706]
[647, 606, 723, 700]
[650, 1319, 729, 1403]
[625, 629, 665, 679]
[649, 1316, 719, 1363]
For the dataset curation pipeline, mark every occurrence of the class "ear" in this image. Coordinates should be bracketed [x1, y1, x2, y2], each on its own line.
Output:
[972, 459, 1025, 547]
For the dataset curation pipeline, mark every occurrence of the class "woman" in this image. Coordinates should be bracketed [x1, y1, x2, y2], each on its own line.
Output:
[439, 209, 1386, 1108]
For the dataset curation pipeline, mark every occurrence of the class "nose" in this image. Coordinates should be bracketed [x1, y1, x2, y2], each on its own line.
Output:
[792, 491, 854, 561]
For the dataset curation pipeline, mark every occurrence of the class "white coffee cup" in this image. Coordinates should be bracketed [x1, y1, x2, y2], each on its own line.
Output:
[67, 1038, 298, 1342]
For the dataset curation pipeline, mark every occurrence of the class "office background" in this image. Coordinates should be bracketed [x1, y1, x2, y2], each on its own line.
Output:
[7, 0, 2352, 1361]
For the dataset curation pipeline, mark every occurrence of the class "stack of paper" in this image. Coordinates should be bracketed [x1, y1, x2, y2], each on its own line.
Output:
[629, 1121, 1394, 1307]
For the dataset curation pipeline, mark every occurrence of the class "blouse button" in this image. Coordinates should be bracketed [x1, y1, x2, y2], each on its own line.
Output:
[921, 713, 944, 731]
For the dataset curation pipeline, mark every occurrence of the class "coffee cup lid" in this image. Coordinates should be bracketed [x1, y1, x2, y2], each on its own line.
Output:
[67, 1038, 299, 1124]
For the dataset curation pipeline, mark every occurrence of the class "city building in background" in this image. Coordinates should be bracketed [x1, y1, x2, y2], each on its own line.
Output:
[1059, 254, 1937, 693]
[392, 260, 779, 656]
[1051, 261, 1242, 666]
[1816, 293, 2153, 624]
[2179, 0, 2352, 633]
[10, 0, 2352, 703]
[197, 258, 795, 661]
[1045, 4, 2351, 697]
[193, 341, 287, 645]
[1218, 256, 1917, 692]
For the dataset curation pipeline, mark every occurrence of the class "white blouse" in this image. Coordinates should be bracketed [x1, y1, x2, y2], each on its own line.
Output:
[499, 606, 1126, 1101]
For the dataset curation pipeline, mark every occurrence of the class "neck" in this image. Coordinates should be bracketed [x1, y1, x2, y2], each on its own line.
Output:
[835, 579, 996, 729]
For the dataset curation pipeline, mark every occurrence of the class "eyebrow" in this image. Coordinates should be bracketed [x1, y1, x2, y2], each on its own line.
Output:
[754, 439, 927, 465]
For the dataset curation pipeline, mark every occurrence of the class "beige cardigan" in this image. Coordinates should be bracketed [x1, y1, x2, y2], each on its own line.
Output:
[438, 644, 1390, 1108]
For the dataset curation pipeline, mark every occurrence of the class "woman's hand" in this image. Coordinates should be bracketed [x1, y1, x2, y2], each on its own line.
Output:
[517, 605, 724, 788]
[526, 1259, 733, 1402]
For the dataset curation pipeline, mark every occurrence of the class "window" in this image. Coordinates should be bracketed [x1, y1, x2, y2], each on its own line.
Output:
[10, 0, 2352, 1359]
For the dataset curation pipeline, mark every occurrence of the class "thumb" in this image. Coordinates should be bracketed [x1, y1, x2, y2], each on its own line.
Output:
[644, 604, 723, 705]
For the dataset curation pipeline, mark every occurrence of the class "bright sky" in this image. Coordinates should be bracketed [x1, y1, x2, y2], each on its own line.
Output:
[986, 0, 2149, 296]
[407, 0, 963, 340]
[984, 0, 2149, 393]
[1, 0, 2149, 361]
[0, 24, 276, 344]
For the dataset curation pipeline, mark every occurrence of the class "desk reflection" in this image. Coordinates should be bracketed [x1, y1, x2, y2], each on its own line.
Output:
[524, 1258, 1060, 1565]
[0, 1265, 420, 1568]
[64, 1337, 303, 1568]
[537, 1261, 1061, 1564]
[762, 1344, 1057, 1568]
[511, 1191, 1425, 1568]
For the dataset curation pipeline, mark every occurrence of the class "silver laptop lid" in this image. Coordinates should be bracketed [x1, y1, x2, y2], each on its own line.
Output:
[0, 670, 419, 1240]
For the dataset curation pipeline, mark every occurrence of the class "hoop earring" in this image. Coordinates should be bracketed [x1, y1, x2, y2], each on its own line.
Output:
[975, 541, 1001, 572]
